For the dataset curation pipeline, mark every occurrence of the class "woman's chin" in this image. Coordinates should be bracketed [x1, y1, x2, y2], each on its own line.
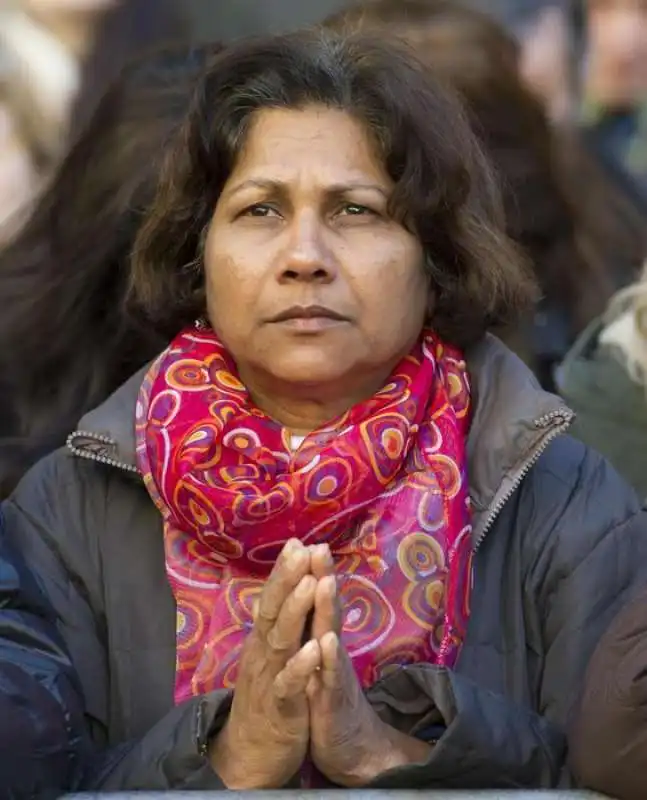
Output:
[260, 349, 360, 390]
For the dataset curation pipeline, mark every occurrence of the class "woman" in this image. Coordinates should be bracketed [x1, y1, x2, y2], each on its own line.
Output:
[3, 30, 647, 790]
[558, 262, 647, 497]
[324, 0, 646, 390]
[571, 586, 647, 800]
[0, 43, 211, 497]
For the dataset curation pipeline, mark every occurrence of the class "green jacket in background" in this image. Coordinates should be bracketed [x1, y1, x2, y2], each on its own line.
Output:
[557, 319, 647, 499]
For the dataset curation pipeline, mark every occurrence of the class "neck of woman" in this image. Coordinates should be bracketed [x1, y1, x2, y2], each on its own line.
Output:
[243, 375, 387, 436]
[248, 392, 358, 436]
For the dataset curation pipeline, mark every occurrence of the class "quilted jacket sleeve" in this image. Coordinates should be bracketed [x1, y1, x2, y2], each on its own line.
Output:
[0, 507, 89, 796]
[1, 451, 231, 792]
[360, 438, 647, 790]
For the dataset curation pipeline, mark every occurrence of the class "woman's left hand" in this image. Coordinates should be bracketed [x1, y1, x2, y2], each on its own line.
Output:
[306, 551, 433, 786]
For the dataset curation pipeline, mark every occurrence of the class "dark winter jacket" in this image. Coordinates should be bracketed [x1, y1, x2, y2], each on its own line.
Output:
[571, 586, 647, 800]
[2, 335, 647, 791]
[0, 510, 89, 797]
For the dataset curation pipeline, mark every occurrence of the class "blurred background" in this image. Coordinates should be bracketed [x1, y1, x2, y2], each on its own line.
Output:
[2, 0, 647, 239]
[2, 0, 646, 224]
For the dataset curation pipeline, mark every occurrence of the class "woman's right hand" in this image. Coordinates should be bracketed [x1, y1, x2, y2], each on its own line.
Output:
[209, 539, 321, 789]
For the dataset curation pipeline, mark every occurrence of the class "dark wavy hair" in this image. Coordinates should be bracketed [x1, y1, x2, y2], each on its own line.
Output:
[0, 43, 213, 494]
[130, 29, 536, 350]
[324, 0, 647, 341]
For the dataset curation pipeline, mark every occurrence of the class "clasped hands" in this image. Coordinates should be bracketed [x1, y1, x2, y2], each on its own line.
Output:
[209, 539, 431, 789]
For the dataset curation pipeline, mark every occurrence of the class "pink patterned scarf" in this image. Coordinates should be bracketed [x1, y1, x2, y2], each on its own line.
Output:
[136, 326, 473, 703]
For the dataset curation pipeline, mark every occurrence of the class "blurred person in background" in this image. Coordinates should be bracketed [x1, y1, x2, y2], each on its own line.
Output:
[0, 42, 211, 497]
[325, 0, 646, 390]
[469, 0, 647, 214]
[570, 583, 647, 799]
[558, 261, 647, 497]
[581, 0, 647, 200]
[0, 0, 186, 243]
[469, 0, 578, 124]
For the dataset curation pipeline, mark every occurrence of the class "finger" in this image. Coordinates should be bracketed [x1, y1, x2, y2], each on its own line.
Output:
[255, 539, 310, 635]
[320, 630, 343, 691]
[310, 544, 334, 580]
[306, 671, 320, 701]
[311, 575, 341, 641]
[274, 639, 322, 701]
[265, 574, 317, 658]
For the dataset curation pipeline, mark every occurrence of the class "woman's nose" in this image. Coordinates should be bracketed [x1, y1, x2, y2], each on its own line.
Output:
[277, 215, 336, 283]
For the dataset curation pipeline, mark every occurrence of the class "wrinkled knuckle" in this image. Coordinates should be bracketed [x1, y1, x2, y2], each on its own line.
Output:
[266, 627, 292, 655]
[273, 675, 291, 701]
[254, 607, 277, 633]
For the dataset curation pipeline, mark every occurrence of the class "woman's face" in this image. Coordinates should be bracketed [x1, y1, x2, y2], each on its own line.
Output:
[204, 105, 428, 405]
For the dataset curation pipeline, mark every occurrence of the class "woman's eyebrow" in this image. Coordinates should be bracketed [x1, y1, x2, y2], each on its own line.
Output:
[225, 178, 389, 199]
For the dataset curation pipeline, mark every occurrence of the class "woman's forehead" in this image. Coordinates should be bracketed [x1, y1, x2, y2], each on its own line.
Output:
[225, 106, 390, 189]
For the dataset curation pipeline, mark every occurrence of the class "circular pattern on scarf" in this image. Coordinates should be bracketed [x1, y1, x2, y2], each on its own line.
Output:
[207, 400, 239, 428]
[147, 389, 181, 427]
[232, 482, 294, 525]
[402, 579, 445, 632]
[176, 423, 224, 471]
[360, 414, 411, 485]
[166, 358, 211, 391]
[223, 427, 262, 456]
[173, 483, 226, 537]
[304, 457, 353, 506]
[247, 539, 291, 566]
[427, 453, 463, 499]
[444, 358, 470, 417]
[340, 575, 396, 658]
[212, 368, 245, 394]
[223, 578, 261, 625]
[416, 491, 447, 533]
[397, 532, 446, 581]
[420, 420, 443, 455]
[215, 463, 262, 485]
[165, 528, 230, 586]
[175, 591, 211, 655]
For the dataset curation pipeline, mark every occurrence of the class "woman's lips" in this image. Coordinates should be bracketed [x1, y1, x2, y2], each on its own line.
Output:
[273, 316, 349, 332]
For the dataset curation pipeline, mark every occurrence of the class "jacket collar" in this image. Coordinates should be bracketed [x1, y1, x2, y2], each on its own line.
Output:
[68, 334, 572, 543]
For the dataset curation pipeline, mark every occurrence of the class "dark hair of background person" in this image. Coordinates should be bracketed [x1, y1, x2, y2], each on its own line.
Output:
[0, 43, 213, 497]
[67, 0, 188, 141]
[129, 29, 537, 356]
[324, 0, 647, 372]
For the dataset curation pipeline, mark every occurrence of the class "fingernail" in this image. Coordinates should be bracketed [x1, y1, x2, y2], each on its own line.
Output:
[323, 631, 339, 653]
[312, 543, 332, 562]
[303, 638, 319, 657]
[284, 539, 304, 559]
[324, 575, 337, 596]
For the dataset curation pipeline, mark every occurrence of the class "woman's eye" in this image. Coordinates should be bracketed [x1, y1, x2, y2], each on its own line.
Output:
[242, 204, 279, 218]
[340, 203, 373, 216]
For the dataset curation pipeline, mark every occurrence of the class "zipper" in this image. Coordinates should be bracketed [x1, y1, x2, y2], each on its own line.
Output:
[68, 407, 574, 538]
[66, 430, 139, 474]
[472, 407, 574, 552]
